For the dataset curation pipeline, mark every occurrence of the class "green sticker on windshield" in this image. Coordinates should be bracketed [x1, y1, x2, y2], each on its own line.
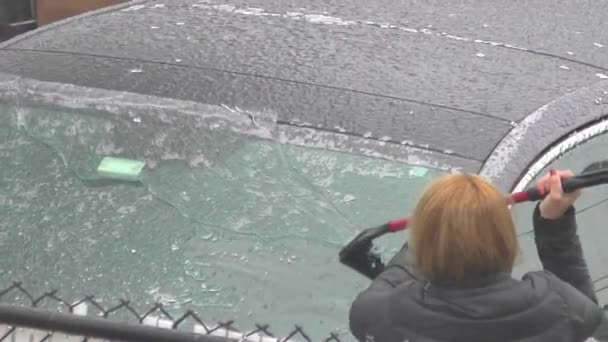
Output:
[409, 166, 429, 178]
[97, 156, 145, 181]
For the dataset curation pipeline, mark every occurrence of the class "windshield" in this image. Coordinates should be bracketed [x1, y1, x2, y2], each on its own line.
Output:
[0, 97, 446, 338]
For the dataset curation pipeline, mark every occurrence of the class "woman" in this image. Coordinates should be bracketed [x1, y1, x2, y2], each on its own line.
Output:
[349, 170, 603, 342]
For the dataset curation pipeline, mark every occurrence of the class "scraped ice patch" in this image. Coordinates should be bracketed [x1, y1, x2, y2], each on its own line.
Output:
[566, 51, 574, 55]
[559, 65, 570, 70]
[409, 167, 429, 178]
[594, 43, 605, 48]
[597, 73, 608, 79]
[476, 53, 486, 58]
[151, 4, 166, 8]
[129, 68, 143, 73]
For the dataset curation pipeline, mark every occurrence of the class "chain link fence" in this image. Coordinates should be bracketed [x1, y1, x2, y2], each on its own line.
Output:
[0, 282, 345, 342]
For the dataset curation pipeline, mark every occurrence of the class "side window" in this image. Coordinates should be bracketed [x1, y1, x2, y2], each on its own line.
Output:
[511, 132, 608, 307]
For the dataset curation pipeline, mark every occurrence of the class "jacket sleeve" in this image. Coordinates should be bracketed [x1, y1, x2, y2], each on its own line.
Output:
[533, 204, 597, 303]
[365, 242, 419, 290]
[349, 243, 418, 341]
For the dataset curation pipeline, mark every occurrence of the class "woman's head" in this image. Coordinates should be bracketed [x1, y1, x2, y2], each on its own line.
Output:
[409, 173, 518, 283]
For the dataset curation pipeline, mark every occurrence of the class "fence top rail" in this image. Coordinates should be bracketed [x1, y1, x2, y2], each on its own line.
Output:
[0, 282, 345, 342]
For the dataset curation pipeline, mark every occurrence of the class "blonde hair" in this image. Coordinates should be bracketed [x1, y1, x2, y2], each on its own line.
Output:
[409, 173, 518, 282]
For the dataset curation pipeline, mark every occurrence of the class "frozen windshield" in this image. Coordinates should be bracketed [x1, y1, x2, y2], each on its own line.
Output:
[0, 96, 446, 338]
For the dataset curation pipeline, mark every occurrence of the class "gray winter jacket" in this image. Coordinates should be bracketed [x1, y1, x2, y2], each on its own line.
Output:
[349, 205, 604, 342]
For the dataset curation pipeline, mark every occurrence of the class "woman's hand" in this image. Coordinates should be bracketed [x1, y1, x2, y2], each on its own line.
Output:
[538, 169, 582, 219]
